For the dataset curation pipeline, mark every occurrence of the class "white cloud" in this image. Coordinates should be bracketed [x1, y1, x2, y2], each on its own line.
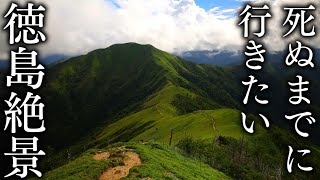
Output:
[0, 51, 7, 60]
[236, 0, 258, 2]
[255, 0, 320, 52]
[0, 0, 244, 58]
[0, 0, 319, 59]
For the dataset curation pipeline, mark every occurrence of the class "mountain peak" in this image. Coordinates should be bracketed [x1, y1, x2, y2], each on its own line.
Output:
[108, 42, 156, 50]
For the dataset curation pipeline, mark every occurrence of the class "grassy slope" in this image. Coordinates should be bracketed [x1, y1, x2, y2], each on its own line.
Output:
[93, 82, 264, 148]
[41, 42, 246, 150]
[40, 43, 269, 179]
[90, 45, 253, 146]
[42, 43, 169, 148]
[38, 43, 320, 179]
[39, 149, 110, 180]
[41, 143, 231, 180]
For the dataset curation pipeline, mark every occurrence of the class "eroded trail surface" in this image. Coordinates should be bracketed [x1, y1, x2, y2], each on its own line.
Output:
[93, 152, 110, 161]
[93, 148, 142, 180]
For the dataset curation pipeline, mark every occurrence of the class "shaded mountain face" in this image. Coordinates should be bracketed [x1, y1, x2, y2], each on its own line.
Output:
[179, 48, 320, 145]
[0, 43, 319, 150]
[0, 60, 9, 69]
[0, 43, 313, 149]
[0, 43, 319, 179]
[40, 43, 243, 149]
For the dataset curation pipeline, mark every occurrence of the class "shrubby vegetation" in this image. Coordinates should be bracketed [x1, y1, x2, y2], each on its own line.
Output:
[177, 127, 320, 180]
[177, 136, 281, 179]
[172, 94, 222, 115]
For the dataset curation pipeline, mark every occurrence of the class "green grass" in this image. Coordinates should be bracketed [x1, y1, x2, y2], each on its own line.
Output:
[39, 43, 271, 176]
[127, 143, 231, 180]
[42, 43, 243, 150]
[39, 149, 110, 180]
[94, 105, 262, 148]
[41, 143, 231, 180]
[92, 81, 266, 148]
[26, 43, 320, 180]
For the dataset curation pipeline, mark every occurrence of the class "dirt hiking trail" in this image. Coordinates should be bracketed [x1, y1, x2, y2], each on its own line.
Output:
[93, 147, 142, 180]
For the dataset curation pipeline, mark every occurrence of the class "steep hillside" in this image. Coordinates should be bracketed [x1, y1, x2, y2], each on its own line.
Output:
[2, 43, 318, 179]
[41, 142, 231, 180]
[42, 43, 242, 149]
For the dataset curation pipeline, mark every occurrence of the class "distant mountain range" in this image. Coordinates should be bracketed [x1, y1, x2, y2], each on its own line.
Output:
[1, 48, 318, 69]
[40, 54, 71, 65]
[0, 54, 71, 69]
[179, 49, 320, 66]
[178, 50, 244, 66]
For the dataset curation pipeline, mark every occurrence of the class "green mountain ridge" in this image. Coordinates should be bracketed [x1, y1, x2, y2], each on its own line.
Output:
[39, 43, 320, 179]
[42, 43, 243, 149]
[1, 43, 319, 179]
[36, 43, 258, 179]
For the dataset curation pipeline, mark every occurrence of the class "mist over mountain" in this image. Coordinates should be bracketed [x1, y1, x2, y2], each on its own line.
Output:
[179, 50, 243, 66]
[40, 54, 71, 65]
[179, 49, 320, 67]
[0, 54, 71, 69]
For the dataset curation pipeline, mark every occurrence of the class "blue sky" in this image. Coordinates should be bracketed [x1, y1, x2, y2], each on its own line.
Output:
[195, 0, 245, 10]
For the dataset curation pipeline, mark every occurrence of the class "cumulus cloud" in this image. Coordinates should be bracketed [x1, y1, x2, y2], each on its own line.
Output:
[0, 0, 319, 60]
[0, 0, 244, 59]
[253, 0, 320, 52]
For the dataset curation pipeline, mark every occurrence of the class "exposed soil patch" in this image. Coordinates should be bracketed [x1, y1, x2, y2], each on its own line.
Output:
[93, 151, 110, 161]
[94, 148, 142, 180]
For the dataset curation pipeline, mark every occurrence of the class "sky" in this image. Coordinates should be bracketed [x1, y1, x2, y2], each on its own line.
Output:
[0, 0, 319, 60]
[195, 0, 244, 10]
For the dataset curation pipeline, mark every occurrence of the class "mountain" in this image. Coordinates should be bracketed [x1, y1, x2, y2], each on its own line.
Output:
[0, 60, 9, 69]
[1, 43, 319, 179]
[0, 54, 70, 70]
[41, 43, 243, 149]
[179, 49, 320, 67]
[179, 50, 243, 66]
[40, 54, 71, 65]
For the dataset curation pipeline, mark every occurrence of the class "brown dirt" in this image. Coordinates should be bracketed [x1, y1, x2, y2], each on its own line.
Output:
[96, 150, 142, 180]
[93, 151, 110, 161]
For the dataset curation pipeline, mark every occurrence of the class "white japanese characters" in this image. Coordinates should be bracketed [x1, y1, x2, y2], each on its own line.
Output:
[4, 137, 45, 178]
[239, 4, 271, 134]
[283, 5, 316, 37]
[245, 40, 266, 70]
[4, 92, 45, 134]
[285, 112, 316, 138]
[287, 146, 313, 173]
[4, 3, 46, 45]
[242, 75, 269, 105]
[286, 41, 315, 68]
[283, 4, 317, 174]
[239, 5, 272, 38]
[7, 47, 45, 89]
[238, 3, 317, 174]
[288, 75, 310, 105]
[3, 2, 47, 179]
